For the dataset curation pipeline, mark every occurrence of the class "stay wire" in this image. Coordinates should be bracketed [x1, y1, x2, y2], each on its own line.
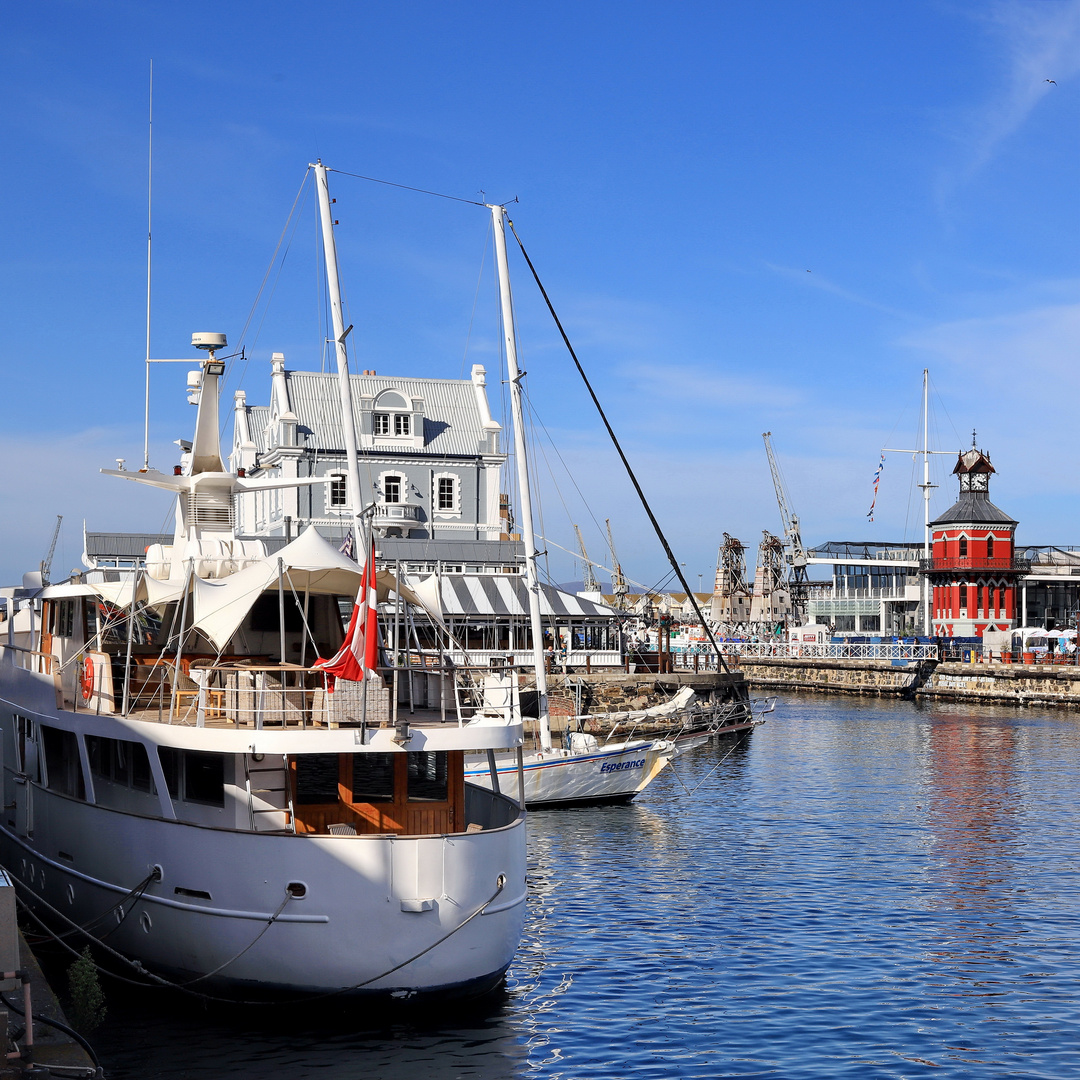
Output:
[326, 168, 488, 207]
[8, 863, 507, 1008]
[506, 219, 730, 674]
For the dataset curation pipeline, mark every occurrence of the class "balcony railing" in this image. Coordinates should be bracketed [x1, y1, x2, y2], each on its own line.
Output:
[919, 557, 1030, 574]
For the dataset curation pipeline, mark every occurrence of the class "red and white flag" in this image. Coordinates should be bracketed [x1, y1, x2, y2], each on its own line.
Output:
[315, 538, 379, 689]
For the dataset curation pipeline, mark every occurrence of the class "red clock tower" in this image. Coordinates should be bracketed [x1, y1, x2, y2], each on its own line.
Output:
[924, 444, 1026, 638]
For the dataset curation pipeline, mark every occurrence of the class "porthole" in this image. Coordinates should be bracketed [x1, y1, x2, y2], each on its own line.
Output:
[140, 912, 152, 933]
[286, 881, 307, 899]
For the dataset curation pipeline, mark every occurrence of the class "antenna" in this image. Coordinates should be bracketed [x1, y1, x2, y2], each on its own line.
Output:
[143, 59, 153, 469]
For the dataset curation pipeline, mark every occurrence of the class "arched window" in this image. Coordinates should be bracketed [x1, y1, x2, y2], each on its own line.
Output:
[959, 536, 968, 558]
[986, 534, 994, 559]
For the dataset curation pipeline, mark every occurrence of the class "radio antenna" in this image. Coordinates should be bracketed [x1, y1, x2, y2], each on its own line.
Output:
[143, 59, 153, 469]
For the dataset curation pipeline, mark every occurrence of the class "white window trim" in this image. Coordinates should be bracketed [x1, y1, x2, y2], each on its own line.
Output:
[377, 470, 408, 505]
[433, 471, 461, 517]
[328, 472, 349, 510]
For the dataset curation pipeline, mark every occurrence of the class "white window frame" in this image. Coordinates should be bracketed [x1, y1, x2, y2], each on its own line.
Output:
[394, 413, 411, 436]
[328, 473, 348, 509]
[378, 471, 406, 505]
[433, 471, 461, 516]
[373, 413, 390, 436]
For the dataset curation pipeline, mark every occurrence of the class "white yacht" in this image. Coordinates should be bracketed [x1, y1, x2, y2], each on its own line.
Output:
[0, 166, 527, 1001]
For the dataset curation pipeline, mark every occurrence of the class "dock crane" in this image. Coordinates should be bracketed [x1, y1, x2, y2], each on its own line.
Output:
[606, 519, 629, 609]
[573, 524, 600, 593]
[762, 433, 808, 623]
[40, 514, 62, 586]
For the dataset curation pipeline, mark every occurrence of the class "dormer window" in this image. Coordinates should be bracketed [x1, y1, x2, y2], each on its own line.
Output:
[395, 414, 411, 436]
[373, 413, 390, 436]
[371, 389, 417, 442]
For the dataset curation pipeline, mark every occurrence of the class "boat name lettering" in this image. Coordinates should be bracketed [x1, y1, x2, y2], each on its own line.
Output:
[600, 759, 645, 774]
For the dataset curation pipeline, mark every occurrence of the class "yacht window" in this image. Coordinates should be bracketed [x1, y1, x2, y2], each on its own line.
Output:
[159, 748, 225, 807]
[40, 727, 85, 800]
[87, 735, 154, 793]
[394, 414, 411, 436]
[373, 413, 390, 436]
[383, 476, 401, 504]
[407, 752, 448, 802]
[295, 754, 341, 804]
[352, 753, 395, 802]
[184, 752, 225, 806]
[54, 600, 76, 639]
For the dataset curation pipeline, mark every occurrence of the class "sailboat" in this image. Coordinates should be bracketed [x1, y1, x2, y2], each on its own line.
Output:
[460, 205, 679, 807]
[0, 163, 528, 1000]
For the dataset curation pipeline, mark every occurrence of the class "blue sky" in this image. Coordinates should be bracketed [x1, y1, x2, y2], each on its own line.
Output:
[2, 1, 1078, 589]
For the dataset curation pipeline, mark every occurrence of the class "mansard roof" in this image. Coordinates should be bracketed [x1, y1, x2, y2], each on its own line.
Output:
[242, 370, 498, 457]
[931, 493, 1017, 528]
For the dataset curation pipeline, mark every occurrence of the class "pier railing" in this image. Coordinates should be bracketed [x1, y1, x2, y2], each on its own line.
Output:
[670, 642, 939, 663]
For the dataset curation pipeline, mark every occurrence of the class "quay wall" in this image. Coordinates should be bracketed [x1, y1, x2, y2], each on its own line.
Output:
[732, 655, 1080, 709]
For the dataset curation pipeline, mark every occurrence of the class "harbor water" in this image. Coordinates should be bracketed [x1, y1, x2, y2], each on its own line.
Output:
[87, 694, 1080, 1078]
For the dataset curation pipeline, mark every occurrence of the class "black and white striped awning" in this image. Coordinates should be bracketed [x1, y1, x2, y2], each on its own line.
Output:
[435, 576, 619, 618]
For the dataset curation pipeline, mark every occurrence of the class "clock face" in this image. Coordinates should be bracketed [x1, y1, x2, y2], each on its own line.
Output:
[963, 473, 989, 492]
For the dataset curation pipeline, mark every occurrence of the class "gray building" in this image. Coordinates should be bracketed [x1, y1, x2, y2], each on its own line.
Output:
[231, 356, 509, 562]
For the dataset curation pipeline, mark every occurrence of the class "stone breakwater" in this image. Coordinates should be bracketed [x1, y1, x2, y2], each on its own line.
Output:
[733, 655, 1080, 709]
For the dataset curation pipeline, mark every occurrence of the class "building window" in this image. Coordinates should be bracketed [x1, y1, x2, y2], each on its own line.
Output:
[383, 476, 401, 504]
[373, 413, 390, 436]
[329, 474, 347, 508]
[959, 536, 968, 558]
[394, 414, 411, 436]
[437, 476, 455, 510]
[987, 535, 994, 559]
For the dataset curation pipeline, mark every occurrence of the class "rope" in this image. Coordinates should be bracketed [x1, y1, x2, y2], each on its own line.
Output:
[9, 865, 508, 1007]
[506, 219, 731, 675]
[666, 725, 756, 797]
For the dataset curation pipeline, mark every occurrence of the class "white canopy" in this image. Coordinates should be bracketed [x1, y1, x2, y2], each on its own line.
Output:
[188, 527, 432, 649]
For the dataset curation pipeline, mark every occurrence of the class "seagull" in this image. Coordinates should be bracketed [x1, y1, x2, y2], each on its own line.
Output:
[1046, 78, 1057, 84]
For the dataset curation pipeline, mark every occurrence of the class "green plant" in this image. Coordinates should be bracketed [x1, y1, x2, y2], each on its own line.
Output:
[67, 946, 106, 1034]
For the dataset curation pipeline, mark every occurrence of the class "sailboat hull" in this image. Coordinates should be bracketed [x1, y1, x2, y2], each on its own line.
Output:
[466, 740, 673, 808]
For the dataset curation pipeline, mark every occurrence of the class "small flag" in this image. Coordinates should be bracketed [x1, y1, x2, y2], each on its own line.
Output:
[867, 453, 885, 522]
[338, 530, 355, 560]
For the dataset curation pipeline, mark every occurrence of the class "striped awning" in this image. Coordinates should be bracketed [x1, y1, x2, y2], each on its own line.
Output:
[432, 575, 620, 618]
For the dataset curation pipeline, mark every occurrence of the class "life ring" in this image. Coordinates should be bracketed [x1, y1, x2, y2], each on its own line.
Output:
[81, 656, 95, 703]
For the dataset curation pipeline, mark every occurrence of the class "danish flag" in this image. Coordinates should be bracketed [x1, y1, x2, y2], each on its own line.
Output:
[316, 538, 379, 688]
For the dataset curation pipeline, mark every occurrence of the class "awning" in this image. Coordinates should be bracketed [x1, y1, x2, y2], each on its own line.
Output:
[421, 575, 620, 618]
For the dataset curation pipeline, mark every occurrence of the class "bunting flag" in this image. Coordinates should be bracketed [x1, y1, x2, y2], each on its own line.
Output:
[867, 453, 886, 522]
[315, 537, 379, 690]
[338, 530, 355, 560]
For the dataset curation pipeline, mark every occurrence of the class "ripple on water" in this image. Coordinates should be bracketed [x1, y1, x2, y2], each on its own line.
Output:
[88, 696, 1080, 1078]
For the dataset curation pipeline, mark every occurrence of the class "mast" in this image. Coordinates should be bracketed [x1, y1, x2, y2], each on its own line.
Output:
[490, 204, 551, 751]
[919, 369, 932, 635]
[313, 161, 366, 549]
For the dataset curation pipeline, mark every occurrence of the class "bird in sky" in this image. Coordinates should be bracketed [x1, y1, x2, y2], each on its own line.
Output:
[1046, 78, 1057, 84]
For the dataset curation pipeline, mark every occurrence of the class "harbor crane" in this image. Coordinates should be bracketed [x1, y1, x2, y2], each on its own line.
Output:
[762, 432, 809, 623]
[574, 524, 600, 593]
[606, 519, 629, 609]
[40, 514, 62, 586]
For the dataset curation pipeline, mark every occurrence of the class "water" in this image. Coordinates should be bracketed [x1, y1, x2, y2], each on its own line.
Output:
[84, 695, 1080, 1077]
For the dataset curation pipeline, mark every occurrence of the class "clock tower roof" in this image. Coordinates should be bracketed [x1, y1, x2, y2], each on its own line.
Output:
[933, 440, 1016, 528]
